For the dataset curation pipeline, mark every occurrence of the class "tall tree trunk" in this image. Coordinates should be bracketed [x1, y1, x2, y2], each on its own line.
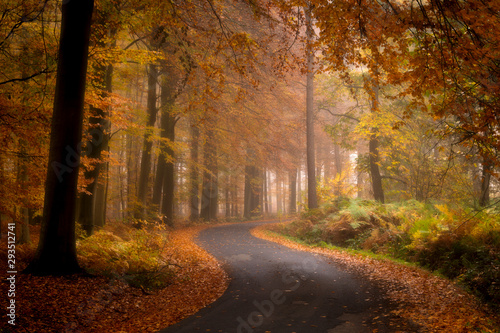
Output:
[334, 144, 342, 196]
[189, 124, 200, 220]
[369, 134, 385, 203]
[368, 77, 385, 203]
[243, 154, 262, 219]
[150, 73, 177, 225]
[276, 174, 282, 215]
[479, 157, 492, 207]
[231, 181, 238, 217]
[297, 166, 301, 212]
[135, 64, 158, 220]
[25, 0, 93, 275]
[77, 25, 114, 235]
[200, 130, 218, 220]
[17, 142, 30, 244]
[225, 175, 231, 218]
[159, 83, 176, 226]
[263, 169, 269, 215]
[305, 4, 318, 209]
[289, 168, 297, 214]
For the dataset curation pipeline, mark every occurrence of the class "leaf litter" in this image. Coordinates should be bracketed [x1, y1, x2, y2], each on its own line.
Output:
[251, 222, 500, 333]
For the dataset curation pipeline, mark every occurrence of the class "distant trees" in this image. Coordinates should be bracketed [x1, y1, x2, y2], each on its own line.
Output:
[2, 0, 497, 277]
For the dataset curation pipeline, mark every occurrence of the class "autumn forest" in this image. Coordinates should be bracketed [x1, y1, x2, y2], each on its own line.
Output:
[1, 0, 499, 332]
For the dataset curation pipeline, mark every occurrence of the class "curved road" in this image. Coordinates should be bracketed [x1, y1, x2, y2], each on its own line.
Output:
[160, 221, 417, 333]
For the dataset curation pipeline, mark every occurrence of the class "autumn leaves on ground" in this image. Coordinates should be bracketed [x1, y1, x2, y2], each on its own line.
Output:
[2, 216, 499, 332]
[0, 223, 229, 333]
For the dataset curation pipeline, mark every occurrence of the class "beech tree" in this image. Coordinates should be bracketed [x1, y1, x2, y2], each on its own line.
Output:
[25, 0, 94, 275]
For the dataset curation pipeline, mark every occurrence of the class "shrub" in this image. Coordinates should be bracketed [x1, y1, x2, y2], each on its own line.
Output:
[77, 221, 176, 291]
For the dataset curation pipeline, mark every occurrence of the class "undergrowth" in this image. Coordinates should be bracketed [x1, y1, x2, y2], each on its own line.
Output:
[77, 220, 177, 291]
[271, 198, 500, 308]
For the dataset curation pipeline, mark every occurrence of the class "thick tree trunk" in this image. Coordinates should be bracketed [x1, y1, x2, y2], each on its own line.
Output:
[135, 64, 158, 220]
[189, 124, 200, 220]
[305, 4, 318, 209]
[25, 0, 93, 275]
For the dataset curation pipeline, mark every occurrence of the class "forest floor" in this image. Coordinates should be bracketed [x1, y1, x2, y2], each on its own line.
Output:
[0, 224, 229, 333]
[1, 219, 499, 332]
[251, 221, 500, 333]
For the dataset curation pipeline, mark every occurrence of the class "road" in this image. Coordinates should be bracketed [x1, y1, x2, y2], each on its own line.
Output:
[159, 221, 418, 332]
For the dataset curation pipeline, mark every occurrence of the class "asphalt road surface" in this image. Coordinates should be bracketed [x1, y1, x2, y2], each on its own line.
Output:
[159, 221, 418, 333]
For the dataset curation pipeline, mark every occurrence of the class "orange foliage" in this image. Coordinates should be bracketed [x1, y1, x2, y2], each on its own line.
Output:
[0, 225, 229, 332]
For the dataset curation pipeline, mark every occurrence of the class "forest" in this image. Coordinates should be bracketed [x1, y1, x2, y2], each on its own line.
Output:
[0, 0, 499, 332]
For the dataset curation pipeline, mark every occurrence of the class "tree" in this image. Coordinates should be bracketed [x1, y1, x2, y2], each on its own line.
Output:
[25, 0, 94, 275]
[188, 121, 200, 220]
[158, 74, 178, 226]
[135, 63, 158, 220]
[305, 3, 318, 209]
[77, 12, 115, 236]
[200, 126, 218, 221]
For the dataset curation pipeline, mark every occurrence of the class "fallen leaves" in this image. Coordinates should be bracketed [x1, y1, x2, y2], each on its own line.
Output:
[0, 224, 229, 332]
[251, 222, 500, 333]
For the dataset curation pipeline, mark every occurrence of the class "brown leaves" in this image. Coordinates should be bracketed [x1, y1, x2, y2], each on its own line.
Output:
[0, 224, 229, 332]
[252, 222, 500, 333]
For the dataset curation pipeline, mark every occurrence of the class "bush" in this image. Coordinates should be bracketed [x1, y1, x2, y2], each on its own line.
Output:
[77, 221, 176, 291]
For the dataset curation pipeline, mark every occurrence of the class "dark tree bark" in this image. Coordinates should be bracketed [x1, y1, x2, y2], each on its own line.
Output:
[305, 4, 318, 209]
[369, 133, 385, 203]
[479, 157, 492, 207]
[289, 168, 297, 214]
[243, 152, 262, 219]
[368, 77, 385, 203]
[17, 143, 30, 244]
[150, 74, 177, 226]
[231, 181, 238, 217]
[188, 124, 200, 220]
[25, 0, 94, 275]
[135, 64, 158, 220]
[263, 169, 269, 215]
[200, 130, 218, 221]
[77, 22, 115, 235]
